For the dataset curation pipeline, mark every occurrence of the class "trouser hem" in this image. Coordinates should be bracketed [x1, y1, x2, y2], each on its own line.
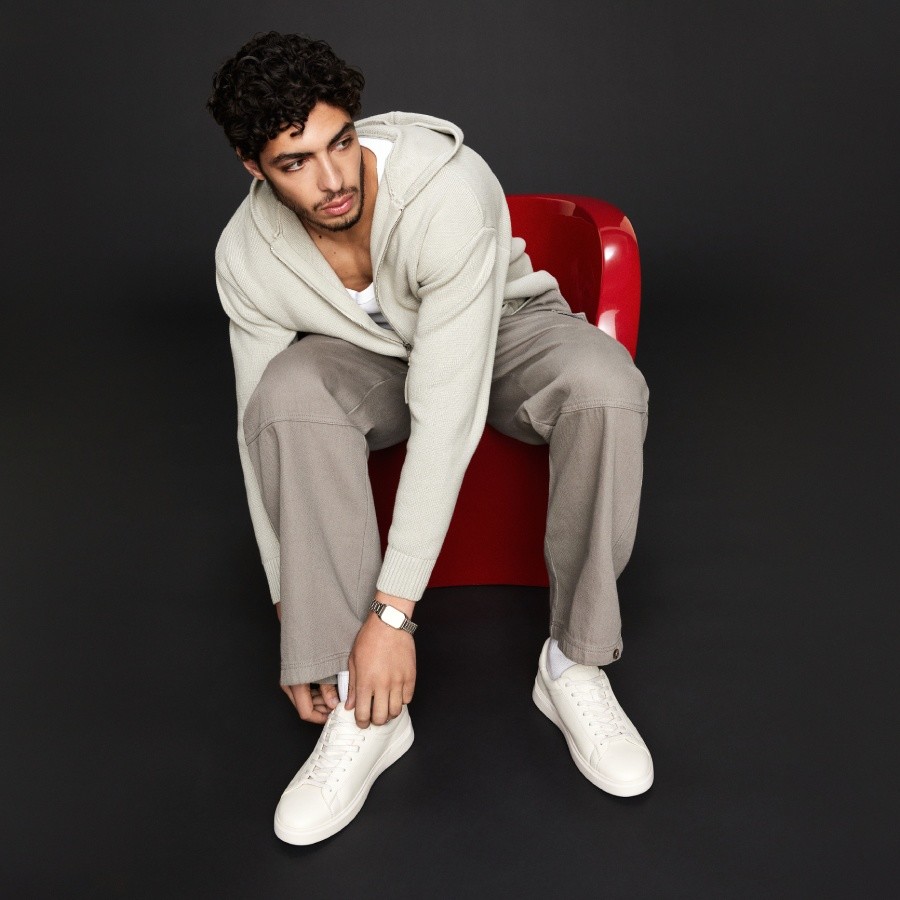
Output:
[280, 652, 349, 687]
[549, 624, 623, 666]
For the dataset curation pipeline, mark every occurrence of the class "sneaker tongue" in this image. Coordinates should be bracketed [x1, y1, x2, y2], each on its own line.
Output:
[329, 702, 359, 726]
[563, 664, 605, 682]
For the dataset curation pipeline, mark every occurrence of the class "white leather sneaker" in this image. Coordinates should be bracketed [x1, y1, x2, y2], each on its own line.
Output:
[274, 702, 414, 845]
[533, 638, 653, 796]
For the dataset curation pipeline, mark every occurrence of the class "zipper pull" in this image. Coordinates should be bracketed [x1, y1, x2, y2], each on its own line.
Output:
[403, 343, 411, 403]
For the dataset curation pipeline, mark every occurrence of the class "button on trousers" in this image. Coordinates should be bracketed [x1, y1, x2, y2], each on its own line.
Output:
[243, 288, 650, 686]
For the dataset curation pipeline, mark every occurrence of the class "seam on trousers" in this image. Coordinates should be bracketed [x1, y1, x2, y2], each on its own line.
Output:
[610, 491, 642, 558]
[354, 435, 372, 614]
[508, 371, 553, 441]
[550, 625, 622, 655]
[533, 400, 648, 430]
[544, 533, 561, 623]
[346, 373, 406, 419]
[281, 651, 349, 682]
[245, 415, 356, 446]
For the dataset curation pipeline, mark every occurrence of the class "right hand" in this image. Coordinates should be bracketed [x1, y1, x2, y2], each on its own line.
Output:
[274, 602, 339, 724]
[282, 682, 339, 724]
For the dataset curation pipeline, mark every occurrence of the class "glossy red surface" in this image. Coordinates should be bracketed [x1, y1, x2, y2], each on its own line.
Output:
[369, 194, 643, 591]
[506, 194, 641, 358]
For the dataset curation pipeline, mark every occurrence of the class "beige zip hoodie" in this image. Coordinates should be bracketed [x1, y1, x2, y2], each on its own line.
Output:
[214, 111, 558, 605]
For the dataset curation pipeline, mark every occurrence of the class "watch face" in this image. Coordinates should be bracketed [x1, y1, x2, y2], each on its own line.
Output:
[381, 606, 406, 629]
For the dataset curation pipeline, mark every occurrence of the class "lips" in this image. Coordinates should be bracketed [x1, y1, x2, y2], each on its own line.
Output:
[321, 194, 354, 215]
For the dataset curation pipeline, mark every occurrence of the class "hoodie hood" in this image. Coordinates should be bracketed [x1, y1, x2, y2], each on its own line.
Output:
[248, 111, 464, 240]
[353, 111, 464, 207]
[249, 112, 463, 243]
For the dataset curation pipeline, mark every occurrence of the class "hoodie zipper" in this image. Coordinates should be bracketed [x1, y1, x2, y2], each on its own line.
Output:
[270, 239, 410, 352]
[370, 210, 413, 401]
[377, 301, 411, 403]
[270, 201, 413, 399]
[378, 301, 411, 403]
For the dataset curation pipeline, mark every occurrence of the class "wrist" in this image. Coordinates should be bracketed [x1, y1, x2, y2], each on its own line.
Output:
[374, 589, 416, 620]
[369, 594, 418, 636]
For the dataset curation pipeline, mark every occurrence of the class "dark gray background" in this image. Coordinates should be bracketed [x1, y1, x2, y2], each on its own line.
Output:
[2, 1, 897, 896]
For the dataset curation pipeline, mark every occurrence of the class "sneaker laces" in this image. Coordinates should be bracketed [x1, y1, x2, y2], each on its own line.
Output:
[564, 676, 628, 740]
[301, 715, 366, 789]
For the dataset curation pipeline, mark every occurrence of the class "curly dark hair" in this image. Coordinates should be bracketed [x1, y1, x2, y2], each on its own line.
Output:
[206, 32, 365, 163]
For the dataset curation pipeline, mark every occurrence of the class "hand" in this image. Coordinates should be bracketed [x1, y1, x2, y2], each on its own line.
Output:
[280, 682, 339, 725]
[274, 603, 339, 723]
[346, 594, 416, 728]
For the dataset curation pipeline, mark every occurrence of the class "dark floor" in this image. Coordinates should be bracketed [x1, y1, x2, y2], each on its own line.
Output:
[3, 2, 898, 893]
[3, 238, 896, 896]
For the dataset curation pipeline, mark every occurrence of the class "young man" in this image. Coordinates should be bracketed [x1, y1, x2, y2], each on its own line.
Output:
[207, 31, 653, 845]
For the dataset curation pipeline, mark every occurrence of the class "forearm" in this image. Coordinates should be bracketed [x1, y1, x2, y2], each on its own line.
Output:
[375, 227, 506, 601]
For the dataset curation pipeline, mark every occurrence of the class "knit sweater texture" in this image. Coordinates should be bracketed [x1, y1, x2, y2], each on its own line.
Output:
[214, 111, 558, 604]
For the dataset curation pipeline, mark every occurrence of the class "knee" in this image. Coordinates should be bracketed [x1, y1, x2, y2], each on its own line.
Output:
[565, 337, 649, 412]
[244, 341, 332, 441]
[613, 350, 650, 411]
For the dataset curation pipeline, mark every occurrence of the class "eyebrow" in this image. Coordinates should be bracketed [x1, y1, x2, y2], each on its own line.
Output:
[269, 122, 356, 166]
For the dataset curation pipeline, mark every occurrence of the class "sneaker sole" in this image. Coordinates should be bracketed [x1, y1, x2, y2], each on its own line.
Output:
[273, 714, 415, 845]
[532, 674, 653, 797]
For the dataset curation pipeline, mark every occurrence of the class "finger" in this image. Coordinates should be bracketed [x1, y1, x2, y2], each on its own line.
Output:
[321, 683, 339, 709]
[310, 685, 333, 716]
[371, 686, 389, 726]
[281, 683, 298, 711]
[292, 684, 326, 724]
[309, 684, 326, 705]
[346, 659, 356, 711]
[311, 695, 330, 715]
[388, 685, 404, 720]
[402, 678, 415, 705]
[354, 684, 372, 729]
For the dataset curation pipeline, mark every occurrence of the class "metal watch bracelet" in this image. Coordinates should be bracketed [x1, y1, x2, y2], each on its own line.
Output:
[369, 598, 417, 634]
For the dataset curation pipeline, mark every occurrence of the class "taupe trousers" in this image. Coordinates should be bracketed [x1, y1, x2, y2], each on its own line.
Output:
[243, 288, 650, 686]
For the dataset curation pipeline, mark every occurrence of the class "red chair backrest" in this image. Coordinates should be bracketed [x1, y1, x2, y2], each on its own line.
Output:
[505, 195, 603, 318]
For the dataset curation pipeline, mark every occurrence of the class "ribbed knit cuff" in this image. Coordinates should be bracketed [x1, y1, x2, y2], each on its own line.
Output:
[376, 545, 436, 602]
[262, 555, 281, 605]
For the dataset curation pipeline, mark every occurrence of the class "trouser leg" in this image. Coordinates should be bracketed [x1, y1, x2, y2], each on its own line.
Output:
[487, 289, 650, 666]
[242, 334, 410, 686]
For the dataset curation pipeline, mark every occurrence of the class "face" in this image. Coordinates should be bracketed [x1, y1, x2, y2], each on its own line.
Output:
[240, 101, 366, 234]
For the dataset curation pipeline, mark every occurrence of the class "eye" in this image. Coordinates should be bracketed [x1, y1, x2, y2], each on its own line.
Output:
[336, 136, 354, 150]
[283, 159, 306, 173]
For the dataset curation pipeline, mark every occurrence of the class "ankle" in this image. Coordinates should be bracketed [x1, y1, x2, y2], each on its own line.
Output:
[547, 638, 579, 680]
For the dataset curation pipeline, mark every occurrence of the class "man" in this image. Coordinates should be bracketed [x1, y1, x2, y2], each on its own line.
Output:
[207, 31, 653, 846]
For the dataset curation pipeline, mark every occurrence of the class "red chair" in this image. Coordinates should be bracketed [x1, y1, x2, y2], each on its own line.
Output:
[368, 194, 642, 590]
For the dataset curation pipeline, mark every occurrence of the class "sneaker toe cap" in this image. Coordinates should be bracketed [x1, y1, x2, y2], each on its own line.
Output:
[275, 784, 335, 831]
[592, 738, 652, 783]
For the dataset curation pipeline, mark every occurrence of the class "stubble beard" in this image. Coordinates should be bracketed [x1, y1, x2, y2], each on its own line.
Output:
[268, 152, 366, 234]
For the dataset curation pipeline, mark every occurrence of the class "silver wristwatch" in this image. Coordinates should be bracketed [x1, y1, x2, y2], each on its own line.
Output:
[369, 599, 417, 634]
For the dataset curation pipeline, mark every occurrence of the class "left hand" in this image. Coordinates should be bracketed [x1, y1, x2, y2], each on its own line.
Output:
[346, 592, 417, 728]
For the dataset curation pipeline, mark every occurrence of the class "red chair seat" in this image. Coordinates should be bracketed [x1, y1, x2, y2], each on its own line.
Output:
[368, 194, 642, 590]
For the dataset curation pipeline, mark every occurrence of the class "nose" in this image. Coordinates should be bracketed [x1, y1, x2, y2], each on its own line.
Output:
[317, 157, 343, 194]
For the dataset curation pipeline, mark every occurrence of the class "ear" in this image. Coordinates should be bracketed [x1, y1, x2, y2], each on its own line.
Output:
[236, 149, 265, 181]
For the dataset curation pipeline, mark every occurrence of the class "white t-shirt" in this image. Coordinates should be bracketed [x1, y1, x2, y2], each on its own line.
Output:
[345, 137, 395, 331]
